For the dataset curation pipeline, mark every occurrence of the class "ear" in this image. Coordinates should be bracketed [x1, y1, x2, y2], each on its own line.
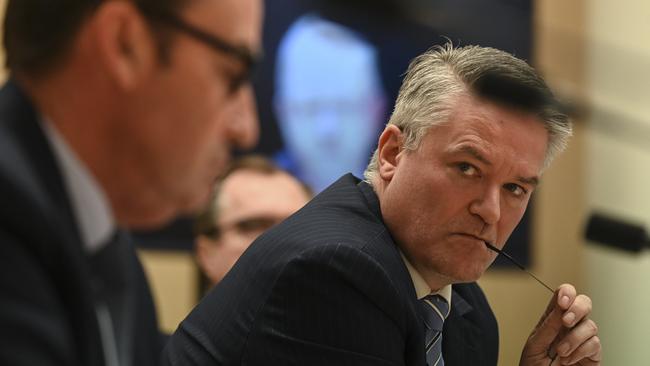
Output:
[92, 1, 158, 90]
[377, 124, 403, 182]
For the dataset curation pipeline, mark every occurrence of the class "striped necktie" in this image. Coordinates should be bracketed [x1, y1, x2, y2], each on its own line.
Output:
[420, 294, 450, 366]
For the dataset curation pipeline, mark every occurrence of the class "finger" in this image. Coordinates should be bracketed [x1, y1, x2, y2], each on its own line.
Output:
[530, 285, 577, 348]
[556, 284, 577, 311]
[549, 356, 599, 366]
[554, 357, 598, 366]
[536, 284, 571, 328]
[555, 319, 599, 358]
[562, 294, 593, 328]
[561, 336, 602, 365]
[575, 361, 601, 366]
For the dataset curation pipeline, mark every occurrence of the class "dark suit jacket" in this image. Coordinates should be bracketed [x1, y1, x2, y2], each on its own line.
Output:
[164, 174, 498, 365]
[0, 81, 163, 366]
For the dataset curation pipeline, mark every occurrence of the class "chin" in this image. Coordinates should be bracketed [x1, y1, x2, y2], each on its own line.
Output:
[119, 206, 178, 230]
[168, 177, 213, 212]
[449, 273, 481, 284]
[181, 187, 213, 213]
[445, 264, 488, 284]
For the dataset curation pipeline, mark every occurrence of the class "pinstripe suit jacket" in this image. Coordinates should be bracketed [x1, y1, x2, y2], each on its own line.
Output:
[164, 174, 499, 365]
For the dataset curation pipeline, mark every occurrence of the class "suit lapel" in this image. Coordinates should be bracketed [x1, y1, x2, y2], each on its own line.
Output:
[0, 80, 105, 366]
[355, 179, 428, 366]
[0, 80, 81, 243]
[441, 288, 485, 366]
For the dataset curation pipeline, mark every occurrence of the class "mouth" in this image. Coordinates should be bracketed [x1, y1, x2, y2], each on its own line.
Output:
[451, 233, 497, 256]
[453, 233, 491, 243]
[483, 241, 501, 254]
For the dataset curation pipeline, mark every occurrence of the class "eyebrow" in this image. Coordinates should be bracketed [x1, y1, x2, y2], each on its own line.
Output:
[517, 175, 539, 187]
[454, 145, 540, 187]
[455, 145, 492, 166]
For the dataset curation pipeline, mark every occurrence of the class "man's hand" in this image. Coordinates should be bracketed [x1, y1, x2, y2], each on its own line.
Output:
[520, 284, 601, 366]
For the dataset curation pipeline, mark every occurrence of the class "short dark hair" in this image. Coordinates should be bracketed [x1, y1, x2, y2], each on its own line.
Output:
[193, 155, 313, 239]
[3, 0, 188, 77]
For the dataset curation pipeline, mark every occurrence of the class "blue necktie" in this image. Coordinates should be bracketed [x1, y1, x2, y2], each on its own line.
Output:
[420, 294, 449, 366]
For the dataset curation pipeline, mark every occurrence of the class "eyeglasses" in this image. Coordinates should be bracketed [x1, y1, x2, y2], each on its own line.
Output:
[138, 7, 261, 93]
[199, 216, 282, 240]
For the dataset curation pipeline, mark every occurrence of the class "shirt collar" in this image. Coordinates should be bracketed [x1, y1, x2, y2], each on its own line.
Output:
[40, 118, 116, 253]
[400, 251, 452, 305]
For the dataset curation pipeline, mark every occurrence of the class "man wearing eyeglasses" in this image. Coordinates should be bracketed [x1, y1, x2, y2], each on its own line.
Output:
[0, 0, 262, 365]
[194, 155, 312, 289]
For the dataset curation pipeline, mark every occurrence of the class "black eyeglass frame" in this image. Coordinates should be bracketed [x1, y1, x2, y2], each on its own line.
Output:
[138, 6, 261, 93]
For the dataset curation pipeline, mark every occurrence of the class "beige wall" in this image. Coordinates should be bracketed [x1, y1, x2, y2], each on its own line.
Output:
[584, 1, 650, 364]
[138, 250, 199, 334]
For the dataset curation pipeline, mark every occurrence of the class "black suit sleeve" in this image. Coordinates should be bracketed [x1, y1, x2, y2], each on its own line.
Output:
[243, 243, 407, 366]
[164, 243, 412, 366]
[0, 228, 77, 366]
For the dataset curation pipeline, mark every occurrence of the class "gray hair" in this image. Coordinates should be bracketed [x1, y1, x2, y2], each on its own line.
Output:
[364, 43, 572, 183]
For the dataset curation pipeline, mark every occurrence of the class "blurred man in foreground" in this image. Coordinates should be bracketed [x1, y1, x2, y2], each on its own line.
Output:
[164, 44, 600, 365]
[194, 156, 311, 287]
[0, 0, 262, 365]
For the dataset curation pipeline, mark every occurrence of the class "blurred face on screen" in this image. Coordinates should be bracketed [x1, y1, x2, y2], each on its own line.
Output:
[274, 16, 386, 192]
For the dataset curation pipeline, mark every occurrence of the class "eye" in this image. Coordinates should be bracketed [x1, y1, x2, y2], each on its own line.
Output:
[235, 217, 279, 235]
[227, 72, 247, 95]
[225, 60, 254, 95]
[214, 64, 247, 96]
[503, 183, 527, 197]
[457, 162, 479, 177]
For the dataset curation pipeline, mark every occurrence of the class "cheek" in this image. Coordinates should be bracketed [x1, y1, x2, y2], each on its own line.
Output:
[186, 85, 222, 126]
[175, 58, 229, 125]
[183, 93, 231, 158]
[411, 177, 460, 218]
[280, 117, 317, 151]
[221, 235, 255, 263]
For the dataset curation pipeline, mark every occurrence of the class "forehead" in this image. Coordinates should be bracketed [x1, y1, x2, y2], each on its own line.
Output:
[182, 0, 262, 49]
[423, 94, 548, 172]
[218, 170, 308, 218]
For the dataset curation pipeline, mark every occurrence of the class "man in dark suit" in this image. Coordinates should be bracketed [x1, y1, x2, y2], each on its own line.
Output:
[0, 0, 262, 365]
[163, 45, 601, 365]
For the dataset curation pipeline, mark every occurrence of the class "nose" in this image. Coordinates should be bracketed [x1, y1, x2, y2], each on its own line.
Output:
[314, 103, 338, 139]
[228, 85, 259, 149]
[469, 186, 501, 226]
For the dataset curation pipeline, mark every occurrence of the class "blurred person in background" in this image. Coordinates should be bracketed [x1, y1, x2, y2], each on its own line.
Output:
[194, 155, 311, 288]
[163, 44, 600, 366]
[0, 0, 262, 365]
